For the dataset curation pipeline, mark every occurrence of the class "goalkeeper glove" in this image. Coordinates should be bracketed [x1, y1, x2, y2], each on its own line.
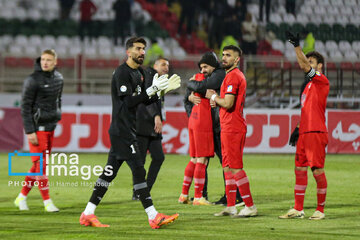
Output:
[146, 73, 169, 97]
[286, 30, 300, 47]
[157, 74, 181, 97]
[289, 126, 299, 146]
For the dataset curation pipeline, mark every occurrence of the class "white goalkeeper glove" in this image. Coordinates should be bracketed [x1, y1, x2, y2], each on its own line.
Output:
[157, 74, 181, 97]
[146, 73, 169, 97]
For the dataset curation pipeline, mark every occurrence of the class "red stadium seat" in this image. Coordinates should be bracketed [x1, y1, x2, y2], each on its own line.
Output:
[18, 57, 34, 67]
[4, 57, 18, 67]
[326, 62, 337, 71]
[340, 62, 353, 70]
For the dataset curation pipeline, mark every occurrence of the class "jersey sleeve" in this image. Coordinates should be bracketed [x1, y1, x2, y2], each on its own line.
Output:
[306, 68, 329, 85]
[223, 73, 240, 95]
[113, 67, 132, 96]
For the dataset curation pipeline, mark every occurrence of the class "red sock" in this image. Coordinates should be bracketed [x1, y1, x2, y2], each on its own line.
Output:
[181, 161, 195, 195]
[234, 170, 254, 207]
[314, 172, 327, 213]
[194, 163, 206, 198]
[37, 176, 50, 200]
[21, 175, 36, 196]
[294, 170, 308, 211]
[224, 171, 236, 207]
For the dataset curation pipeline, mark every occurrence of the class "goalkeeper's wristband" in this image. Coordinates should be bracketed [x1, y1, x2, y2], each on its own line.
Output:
[211, 94, 217, 101]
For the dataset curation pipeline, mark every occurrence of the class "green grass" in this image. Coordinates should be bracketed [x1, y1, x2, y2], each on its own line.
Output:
[0, 153, 359, 240]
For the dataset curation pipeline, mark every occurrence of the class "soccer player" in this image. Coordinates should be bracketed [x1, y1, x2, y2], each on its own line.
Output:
[133, 57, 175, 199]
[15, 49, 63, 212]
[279, 31, 329, 220]
[79, 37, 180, 229]
[179, 72, 214, 206]
[205, 45, 258, 217]
[185, 52, 244, 206]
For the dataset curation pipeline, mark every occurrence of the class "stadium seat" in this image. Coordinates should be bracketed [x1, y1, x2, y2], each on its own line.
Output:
[9, 45, 22, 56]
[315, 40, 325, 52]
[329, 50, 343, 60]
[343, 50, 358, 60]
[283, 14, 296, 24]
[28, 35, 42, 47]
[326, 62, 337, 71]
[24, 46, 38, 56]
[322, 31, 336, 46]
[56, 46, 68, 57]
[295, 14, 309, 24]
[270, 13, 283, 24]
[272, 40, 285, 52]
[339, 41, 351, 53]
[43, 35, 56, 48]
[340, 62, 353, 70]
[14, 35, 28, 46]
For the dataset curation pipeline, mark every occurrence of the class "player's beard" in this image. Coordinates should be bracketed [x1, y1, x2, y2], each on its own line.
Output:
[133, 55, 145, 65]
[221, 61, 233, 70]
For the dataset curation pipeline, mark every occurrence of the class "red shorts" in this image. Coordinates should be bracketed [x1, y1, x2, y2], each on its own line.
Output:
[28, 131, 54, 163]
[188, 128, 214, 158]
[221, 131, 246, 169]
[295, 132, 328, 168]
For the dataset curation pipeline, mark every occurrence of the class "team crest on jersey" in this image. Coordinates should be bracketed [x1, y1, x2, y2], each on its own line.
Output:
[227, 85, 233, 92]
[316, 71, 321, 76]
[120, 85, 127, 92]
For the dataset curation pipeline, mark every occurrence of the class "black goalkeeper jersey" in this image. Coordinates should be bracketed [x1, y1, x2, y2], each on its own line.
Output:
[108, 62, 157, 145]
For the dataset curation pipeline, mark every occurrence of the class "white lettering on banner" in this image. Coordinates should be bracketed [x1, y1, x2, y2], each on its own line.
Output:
[162, 123, 179, 142]
[352, 142, 360, 151]
[18, 106, 359, 154]
[332, 122, 360, 142]
[176, 128, 189, 154]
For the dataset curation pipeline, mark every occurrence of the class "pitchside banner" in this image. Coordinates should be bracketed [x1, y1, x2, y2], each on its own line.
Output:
[1, 107, 359, 154]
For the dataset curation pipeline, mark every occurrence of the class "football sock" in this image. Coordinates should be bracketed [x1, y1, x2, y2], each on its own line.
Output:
[194, 163, 206, 198]
[225, 171, 237, 207]
[37, 176, 50, 200]
[145, 205, 158, 220]
[294, 170, 308, 211]
[89, 178, 111, 205]
[84, 202, 97, 215]
[314, 172, 327, 213]
[181, 161, 195, 195]
[21, 175, 36, 196]
[133, 167, 154, 210]
[234, 170, 254, 207]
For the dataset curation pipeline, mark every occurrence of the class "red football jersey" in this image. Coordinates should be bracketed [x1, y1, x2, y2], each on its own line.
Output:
[188, 73, 213, 132]
[299, 68, 329, 134]
[219, 68, 247, 133]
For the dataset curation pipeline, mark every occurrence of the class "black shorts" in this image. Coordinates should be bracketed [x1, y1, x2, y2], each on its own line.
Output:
[109, 134, 144, 169]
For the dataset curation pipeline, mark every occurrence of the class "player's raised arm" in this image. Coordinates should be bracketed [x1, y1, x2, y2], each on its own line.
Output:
[286, 31, 311, 73]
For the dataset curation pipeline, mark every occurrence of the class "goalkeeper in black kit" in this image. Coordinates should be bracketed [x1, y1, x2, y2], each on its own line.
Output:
[79, 37, 181, 229]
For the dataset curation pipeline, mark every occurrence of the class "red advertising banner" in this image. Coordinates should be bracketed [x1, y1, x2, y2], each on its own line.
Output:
[327, 111, 360, 154]
[0, 107, 24, 151]
[3, 106, 359, 154]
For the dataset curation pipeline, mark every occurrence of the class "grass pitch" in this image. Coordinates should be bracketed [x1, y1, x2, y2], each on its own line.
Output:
[0, 153, 359, 240]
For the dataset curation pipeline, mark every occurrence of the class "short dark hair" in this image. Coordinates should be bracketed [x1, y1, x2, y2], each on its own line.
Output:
[125, 37, 147, 50]
[306, 51, 324, 65]
[223, 45, 242, 57]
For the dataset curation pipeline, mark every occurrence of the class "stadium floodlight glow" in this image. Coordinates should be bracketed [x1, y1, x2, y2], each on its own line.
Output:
[8, 150, 43, 176]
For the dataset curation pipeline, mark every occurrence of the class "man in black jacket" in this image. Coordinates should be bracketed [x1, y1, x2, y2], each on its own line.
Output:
[14, 49, 63, 212]
[184, 52, 243, 206]
[132, 57, 169, 200]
